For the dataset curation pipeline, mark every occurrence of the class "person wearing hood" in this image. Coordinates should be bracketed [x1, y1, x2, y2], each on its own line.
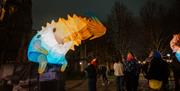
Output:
[124, 52, 140, 91]
[85, 56, 97, 91]
[146, 51, 170, 91]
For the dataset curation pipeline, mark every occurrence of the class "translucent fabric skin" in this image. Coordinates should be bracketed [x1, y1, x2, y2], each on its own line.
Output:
[149, 79, 162, 90]
[170, 33, 180, 62]
[27, 14, 107, 74]
[27, 33, 67, 65]
[27, 32, 68, 74]
[175, 52, 180, 62]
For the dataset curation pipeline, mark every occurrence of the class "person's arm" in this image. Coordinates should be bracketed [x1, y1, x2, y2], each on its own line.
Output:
[84, 66, 89, 78]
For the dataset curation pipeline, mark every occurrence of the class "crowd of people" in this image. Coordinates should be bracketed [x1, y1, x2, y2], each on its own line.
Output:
[84, 50, 180, 91]
[1, 32, 179, 91]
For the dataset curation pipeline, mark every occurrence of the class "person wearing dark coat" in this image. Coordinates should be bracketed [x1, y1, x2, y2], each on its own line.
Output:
[171, 53, 180, 91]
[99, 65, 109, 86]
[124, 52, 140, 91]
[146, 51, 170, 91]
[85, 57, 97, 91]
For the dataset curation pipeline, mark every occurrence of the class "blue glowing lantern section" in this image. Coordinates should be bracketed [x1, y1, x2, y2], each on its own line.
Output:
[175, 52, 180, 62]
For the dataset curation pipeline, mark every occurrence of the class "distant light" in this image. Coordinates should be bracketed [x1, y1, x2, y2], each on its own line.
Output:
[138, 61, 141, 64]
[143, 61, 146, 64]
[167, 54, 170, 57]
[79, 62, 82, 65]
[166, 59, 172, 63]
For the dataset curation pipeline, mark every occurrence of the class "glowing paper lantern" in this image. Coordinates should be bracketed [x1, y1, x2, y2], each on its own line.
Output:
[170, 33, 180, 62]
[28, 14, 106, 74]
[149, 79, 162, 90]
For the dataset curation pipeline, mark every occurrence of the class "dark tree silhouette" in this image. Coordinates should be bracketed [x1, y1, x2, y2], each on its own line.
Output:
[107, 1, 136, 56]
[0, 0, 32, 64]
[140, 1, 172, 54]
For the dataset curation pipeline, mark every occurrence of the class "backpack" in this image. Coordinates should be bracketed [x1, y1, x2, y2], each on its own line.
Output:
[124, 60, 139, 76]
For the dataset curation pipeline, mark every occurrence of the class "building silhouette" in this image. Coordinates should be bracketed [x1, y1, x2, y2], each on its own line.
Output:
[0, 0, 32, 64]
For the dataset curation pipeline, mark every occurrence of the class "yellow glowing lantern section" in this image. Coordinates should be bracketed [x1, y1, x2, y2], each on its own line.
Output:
[45, 14, 107, 50]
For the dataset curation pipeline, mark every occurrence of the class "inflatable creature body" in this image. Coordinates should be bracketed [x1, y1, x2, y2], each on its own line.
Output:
[27, 14, 106, 74]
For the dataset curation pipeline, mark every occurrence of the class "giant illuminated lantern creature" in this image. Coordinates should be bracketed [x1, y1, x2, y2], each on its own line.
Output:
[170, 33, 180, 62]
[27, 14, 106, 74]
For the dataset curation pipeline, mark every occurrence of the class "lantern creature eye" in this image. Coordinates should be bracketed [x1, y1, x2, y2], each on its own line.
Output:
[53, 28, 56, 32]
[37, 35, 41, 38]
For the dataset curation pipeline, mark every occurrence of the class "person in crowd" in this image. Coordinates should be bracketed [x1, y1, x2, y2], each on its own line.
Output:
[142, 51, 154, 79]
[146, 51, 170, 91]
[99, 64, 109, 86]
[113, 56, 125, 91]
[124, 51, 140, 91]
[85, 56, 97, 91]
[171, 53, 180, 91]
[170, 33, 180, 91]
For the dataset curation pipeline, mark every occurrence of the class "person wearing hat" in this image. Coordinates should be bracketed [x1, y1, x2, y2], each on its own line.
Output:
[146, 51, 170, 91]
[85, 57, 97, 91]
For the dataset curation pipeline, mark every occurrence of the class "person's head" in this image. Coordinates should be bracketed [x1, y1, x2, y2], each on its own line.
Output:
[127, 51, 135, 61]
[114, 59, 119, 63]
[153, 51, 161, 59]
[90, 58, 97, 65]
[148, 51, 154, 58]
[87, 55, 97, 66]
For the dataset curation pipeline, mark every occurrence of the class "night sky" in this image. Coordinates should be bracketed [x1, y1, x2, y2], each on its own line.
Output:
[32, 0, 174, 30]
